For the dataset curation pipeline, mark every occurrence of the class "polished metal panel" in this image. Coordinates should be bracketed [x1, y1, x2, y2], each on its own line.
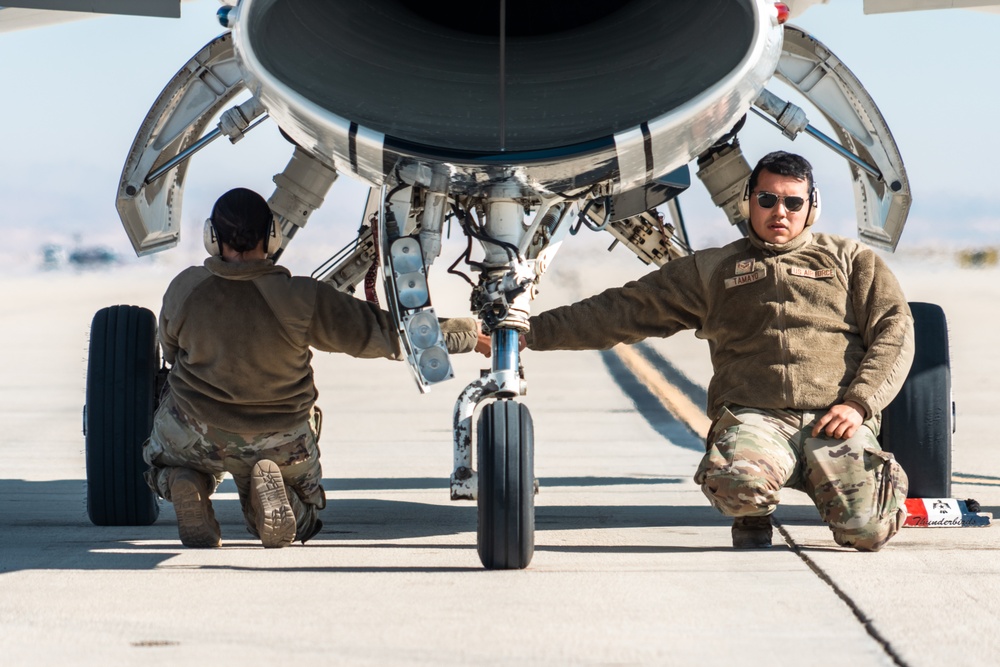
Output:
[396, 271, 429, 309]
[389, 237, 423, 274]
[417, 347, 452, 384]
[405, 311, 440, 349]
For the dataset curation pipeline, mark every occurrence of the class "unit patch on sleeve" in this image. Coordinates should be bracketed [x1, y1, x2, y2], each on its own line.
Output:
[790, 267, 834, 279]
[724, 266, 767, 289]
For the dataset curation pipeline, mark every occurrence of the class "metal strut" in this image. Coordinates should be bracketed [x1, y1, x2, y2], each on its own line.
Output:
[449, 329, 525, 501]
[752, 89, 881, 179]
[451, 377, 499, 500]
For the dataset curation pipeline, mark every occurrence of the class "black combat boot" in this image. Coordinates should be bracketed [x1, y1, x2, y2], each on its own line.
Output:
[732, 515, 773, 549]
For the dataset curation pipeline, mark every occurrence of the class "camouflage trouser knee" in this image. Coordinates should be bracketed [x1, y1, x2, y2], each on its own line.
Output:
[694, 406, 908, 551]
[143, 392, 326, 542]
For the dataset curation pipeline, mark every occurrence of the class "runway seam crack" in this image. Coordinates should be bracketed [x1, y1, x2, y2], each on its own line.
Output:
[774, 521, 910, 667]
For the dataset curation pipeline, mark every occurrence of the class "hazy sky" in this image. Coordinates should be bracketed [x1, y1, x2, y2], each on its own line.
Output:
[0, 0, 998, 273]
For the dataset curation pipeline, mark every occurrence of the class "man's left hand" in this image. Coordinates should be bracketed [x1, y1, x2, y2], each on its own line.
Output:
[812, 400, 866, 439]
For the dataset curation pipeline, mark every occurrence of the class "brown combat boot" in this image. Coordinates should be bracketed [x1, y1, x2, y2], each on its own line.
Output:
[732, 515, 773, 549]
[250, 459, 296, 548]
[168, 467, 222, 548]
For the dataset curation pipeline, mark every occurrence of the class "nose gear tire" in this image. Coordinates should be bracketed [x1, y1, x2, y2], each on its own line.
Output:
[477, 399, 534, 570]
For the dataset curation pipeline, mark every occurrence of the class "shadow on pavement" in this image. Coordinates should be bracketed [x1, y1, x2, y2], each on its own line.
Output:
[325, 498, 728, 543]
[329, 476, 685, 491]
[0, 477, 743, 573]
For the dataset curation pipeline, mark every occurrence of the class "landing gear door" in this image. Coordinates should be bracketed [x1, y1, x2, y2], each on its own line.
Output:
[116, 33, 245, 256]
[776, 26, 910, 251]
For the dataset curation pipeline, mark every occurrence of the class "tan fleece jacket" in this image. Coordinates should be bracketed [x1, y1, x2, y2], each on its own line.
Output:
[159, 257, 477, 433]
[527, 230, 914, 421]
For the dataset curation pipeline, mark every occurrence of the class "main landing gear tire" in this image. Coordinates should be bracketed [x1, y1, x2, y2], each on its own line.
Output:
[477, 399, 534, 570]
[85, 305, 160, 526]
[881, 302, 953, 499]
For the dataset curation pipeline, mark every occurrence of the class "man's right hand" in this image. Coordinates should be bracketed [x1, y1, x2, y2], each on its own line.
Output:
[474, 329, 492, 357]
[473, 329, 528, 357]
[812, 400, 865, 440]
[473, 319, 495, 357]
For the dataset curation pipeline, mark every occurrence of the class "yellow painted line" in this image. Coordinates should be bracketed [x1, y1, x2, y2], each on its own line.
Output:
[952, 474, 1000, 487]
[612, 343, 711, 439]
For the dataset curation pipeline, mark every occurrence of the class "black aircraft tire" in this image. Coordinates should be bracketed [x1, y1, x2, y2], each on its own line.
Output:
[477, 399, 534, 570]
[881, 302, 952, 499]
[85, 305, 160, 526]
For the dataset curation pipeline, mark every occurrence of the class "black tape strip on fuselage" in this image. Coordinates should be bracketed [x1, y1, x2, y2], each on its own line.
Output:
[641, 122, 654, 183]
[349, 122, 359, 174]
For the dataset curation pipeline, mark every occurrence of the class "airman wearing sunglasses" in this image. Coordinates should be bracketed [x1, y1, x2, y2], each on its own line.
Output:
[519, 151, 914, 552]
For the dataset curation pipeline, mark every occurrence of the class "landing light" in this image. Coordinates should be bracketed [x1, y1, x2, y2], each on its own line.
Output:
[775, 3, 790, 24]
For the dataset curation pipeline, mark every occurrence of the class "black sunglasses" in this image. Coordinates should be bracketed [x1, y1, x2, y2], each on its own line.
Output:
[755, 191, 806, 212]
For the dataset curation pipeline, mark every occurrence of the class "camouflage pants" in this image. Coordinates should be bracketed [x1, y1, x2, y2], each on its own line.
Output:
[694, 406, 908, 551]
[143, 392, 326, 543]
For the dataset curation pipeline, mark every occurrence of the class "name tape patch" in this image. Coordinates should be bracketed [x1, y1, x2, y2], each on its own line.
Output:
[724, 267, 767, 289]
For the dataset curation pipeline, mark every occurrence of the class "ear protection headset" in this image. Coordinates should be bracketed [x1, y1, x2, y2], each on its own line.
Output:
[737, 178, 821, 227]
[203, 215, 283, 257]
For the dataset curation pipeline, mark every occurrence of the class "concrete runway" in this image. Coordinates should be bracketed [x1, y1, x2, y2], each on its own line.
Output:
[0, 250, 997, 666]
